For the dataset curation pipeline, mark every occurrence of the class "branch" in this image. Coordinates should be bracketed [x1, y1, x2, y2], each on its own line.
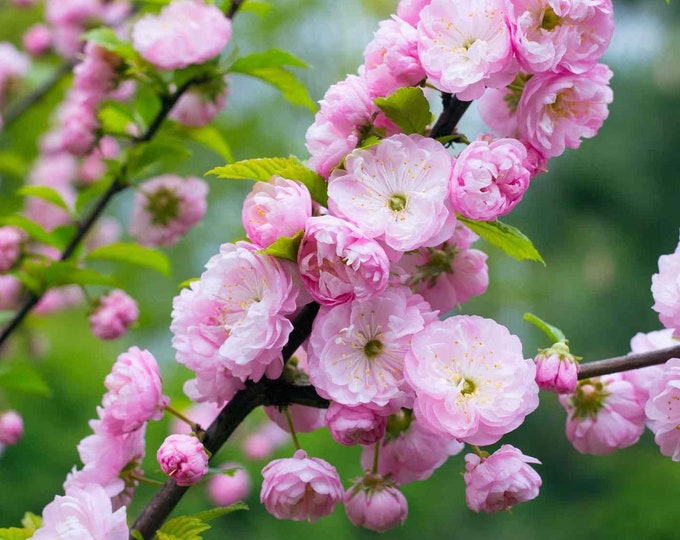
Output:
[429, 93, 472, 140]
[578, 343, 680, 380]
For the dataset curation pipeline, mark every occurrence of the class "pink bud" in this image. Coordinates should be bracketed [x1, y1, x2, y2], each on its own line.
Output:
[326, 402, 386, 446]
[157, 434, 209, 486]
[89, 289, 139, 340]
[0, 410, 24, 445]
[534, 342, 579, 394]
[0, 226, 23, 272]
[22, 24, 52, 57]
[345, 476, 408, 532]
[207, 464, 252, 506]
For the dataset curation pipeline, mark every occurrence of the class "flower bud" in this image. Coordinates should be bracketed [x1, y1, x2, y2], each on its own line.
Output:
[534, 341, 580, 394]
[89, 289, 139, 340]
[0, 410, 24, 445]
[326, 402, 387, 446]
[157, 434, 209, 486]
[345, 473, 408, 532]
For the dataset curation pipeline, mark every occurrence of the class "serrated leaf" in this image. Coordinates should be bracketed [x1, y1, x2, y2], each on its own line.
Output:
[156, 516, 210, 540]
[240, 0, 273, 16]
[16, 186, 72, 213]
[260, 230, 303, 262]
[0, 362, 52, 396]
[98, 102, 136, 135]
[192, 503, 248, 522]
[208, 156, 327, 206]
[43, 262, 118, 288]
[374, 87, 432, 135]
[523, 313, 567, 344]
[0, 215, 67, 249]
[20, 512, 42, 532]
[81, 27, 138, 61]
[86, 242, 171, 276]
[181, 125, 233, 162]
[458, 217, 545, 265]
[0, 527, 32, 540]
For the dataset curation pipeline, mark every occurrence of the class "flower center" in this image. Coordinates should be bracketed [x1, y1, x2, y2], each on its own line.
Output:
[387, 193, 407, 212]
[461, 378, 476, 395]
[540, 7, 562, 31]
[146, 187, 180, 226]
[363, 338, 384, 359]
[571, 381, 608, 419]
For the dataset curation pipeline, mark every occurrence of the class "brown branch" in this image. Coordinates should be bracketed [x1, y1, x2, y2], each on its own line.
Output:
[429, 93, 472, 140]
[578, 344, 680, 380]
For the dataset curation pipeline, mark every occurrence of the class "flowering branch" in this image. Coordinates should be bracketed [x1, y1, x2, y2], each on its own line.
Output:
[578, 343, 680, 379]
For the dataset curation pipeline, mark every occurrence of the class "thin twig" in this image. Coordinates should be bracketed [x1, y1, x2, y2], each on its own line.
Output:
[578, 344, 680, 380]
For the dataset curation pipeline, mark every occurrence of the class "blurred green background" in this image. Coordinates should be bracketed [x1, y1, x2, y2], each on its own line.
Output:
[1, 0, 679, 538]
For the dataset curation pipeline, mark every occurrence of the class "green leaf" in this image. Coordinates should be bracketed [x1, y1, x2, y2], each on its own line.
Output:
[43, 262, 118, 288]
[458, 217, 545, 265]
[181, 125, 233, 162]
[230, 49, 308, 71]
[20, 512, 42, 532]
[192, 503, 249, 522]
[0, 362, 52, 397]
[130, 530, 145, 540]
[156, 517, 210, 540]
[16, 186, 72, 213]
[98, 102, 136, 135]
[86, 242, 171, 276]
[0, 215, 67, 249]
[208, 156, 328, 206]
[81, 27, 138, 61]
[523, 313, 567, 344]
[0, 527, 32, 540]
[260, 230, 303, 262]
[374, 87, 432, 135]
[129, 137, 192, 177]
[0, 151, 26, 177]
[240, 0, 274, 16]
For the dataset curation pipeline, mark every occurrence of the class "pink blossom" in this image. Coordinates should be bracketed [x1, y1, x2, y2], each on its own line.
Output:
[507, 0, 614, 74]
[0, 226, 23, 272]
[207, 464, 252, 506]
[362, 16, 425, 98]
[305, 74, 379, 178]
[158, 433, 209, 486]
[170, 242, 299, 390]
[84, 216, 123, 252]
[405, 315, 539, 445]
[129, 175, 208, 247]
[397, 0, 431, 26]
[169, 76, 230, 126]
[0, 42, 29, 103]
[57, 94, 99, 156]
[89, 289, 139, 340]
[33, 484, 128, 540]
[329, 134, 455, 253]
[644, 358, 680, 461]
[534, 341, 580, 394]
[417, 0, 516, 100]
[0, 410, 23, 445]
[464, 445, 541, 513]
[559, 374, 646, 455]
[23, 24, 52, 57]
[242, 421, 290, 460]
[260, 449, 344, 522]
[0, 275, 21, 310]
[74, 42, 120, 100]
[623, 329, 676, 400]
[132, 0, 232, 70]
[298, 215, 390, 306]
[361, 417, 463, 484]
[450, 137, 531, 221]
[79, 137, 121, 185]
[51, 24, 83, 58]
[652, 234, 680, 338]
[326, 402, 387, 446]
[345, 475, 408, 532]
[517, 64, 613, 158]
[477, 85, 521, 138]
[98, 346, 169, 435]
[45, 0, 103, 26]
[24, 153, 77, 231]
[242, 176, 312, 248]
[308, 287, 437, 410]
[264, 404, 326, 433]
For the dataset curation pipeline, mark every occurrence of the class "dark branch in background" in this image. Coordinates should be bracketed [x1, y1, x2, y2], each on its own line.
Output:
[578, 344, 680, 380]
[429, 93, 472, 140]
[3, 61, 75, 129]
[226, 0, 246, 18]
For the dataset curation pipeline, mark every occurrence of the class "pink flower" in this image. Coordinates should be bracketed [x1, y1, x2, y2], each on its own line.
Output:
[0, 410, 23, 445]
[98, 346, 169, 435]
[22, 24, 52, 57]
[464, 445, 541, 513]
[298, 215, 390, 306]
[242, 421, 289, 460]
[507, 0, 614, 74]
[0, 42, 29, 102]
[559, 374, 646, 455]
[45, 0, 103, 26]
[326, 402, 387, 446]
[89, 289, 139, 340]
[345, 475, 408, 532]
[405, 315, 539, 445]
[129, 175, 208, 247]
[0, 275, 21, 310]
[305, 74, 379, 178]
[264, 404, 326, 433]
[397, 0, 431, 26]
[33, 484, 128, 540]
[169, 76, 230, 127]
[308, 287, 437, 410]
[477, 85, 521, 138]
[158, 433, 209, 486]
[450, 137, 531, 221]
[207, 464, 252, 506]
[0, 226, 23, 271]
[361, 416, 462, 484]
[132, 0, 232, 70]
[260, 449, 344, 522]
[24, 153, 77, 232]
[644, 358, 680, 461]
[362, 16, 425, 98]
[242, 177, 312, 248]
[329, 134, 455, 253]
[417, 0, 516, 100]
[534, 341, 580, 394]
[517, 64, 613, 158]
[652, 234, 680, 338]
[623, 329, 676, 400]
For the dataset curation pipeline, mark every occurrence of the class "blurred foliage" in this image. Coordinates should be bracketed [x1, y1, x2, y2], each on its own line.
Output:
[1, 0, 680, 538]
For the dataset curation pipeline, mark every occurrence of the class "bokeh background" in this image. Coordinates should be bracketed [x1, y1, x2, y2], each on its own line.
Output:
[1, 0, 680, 538]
